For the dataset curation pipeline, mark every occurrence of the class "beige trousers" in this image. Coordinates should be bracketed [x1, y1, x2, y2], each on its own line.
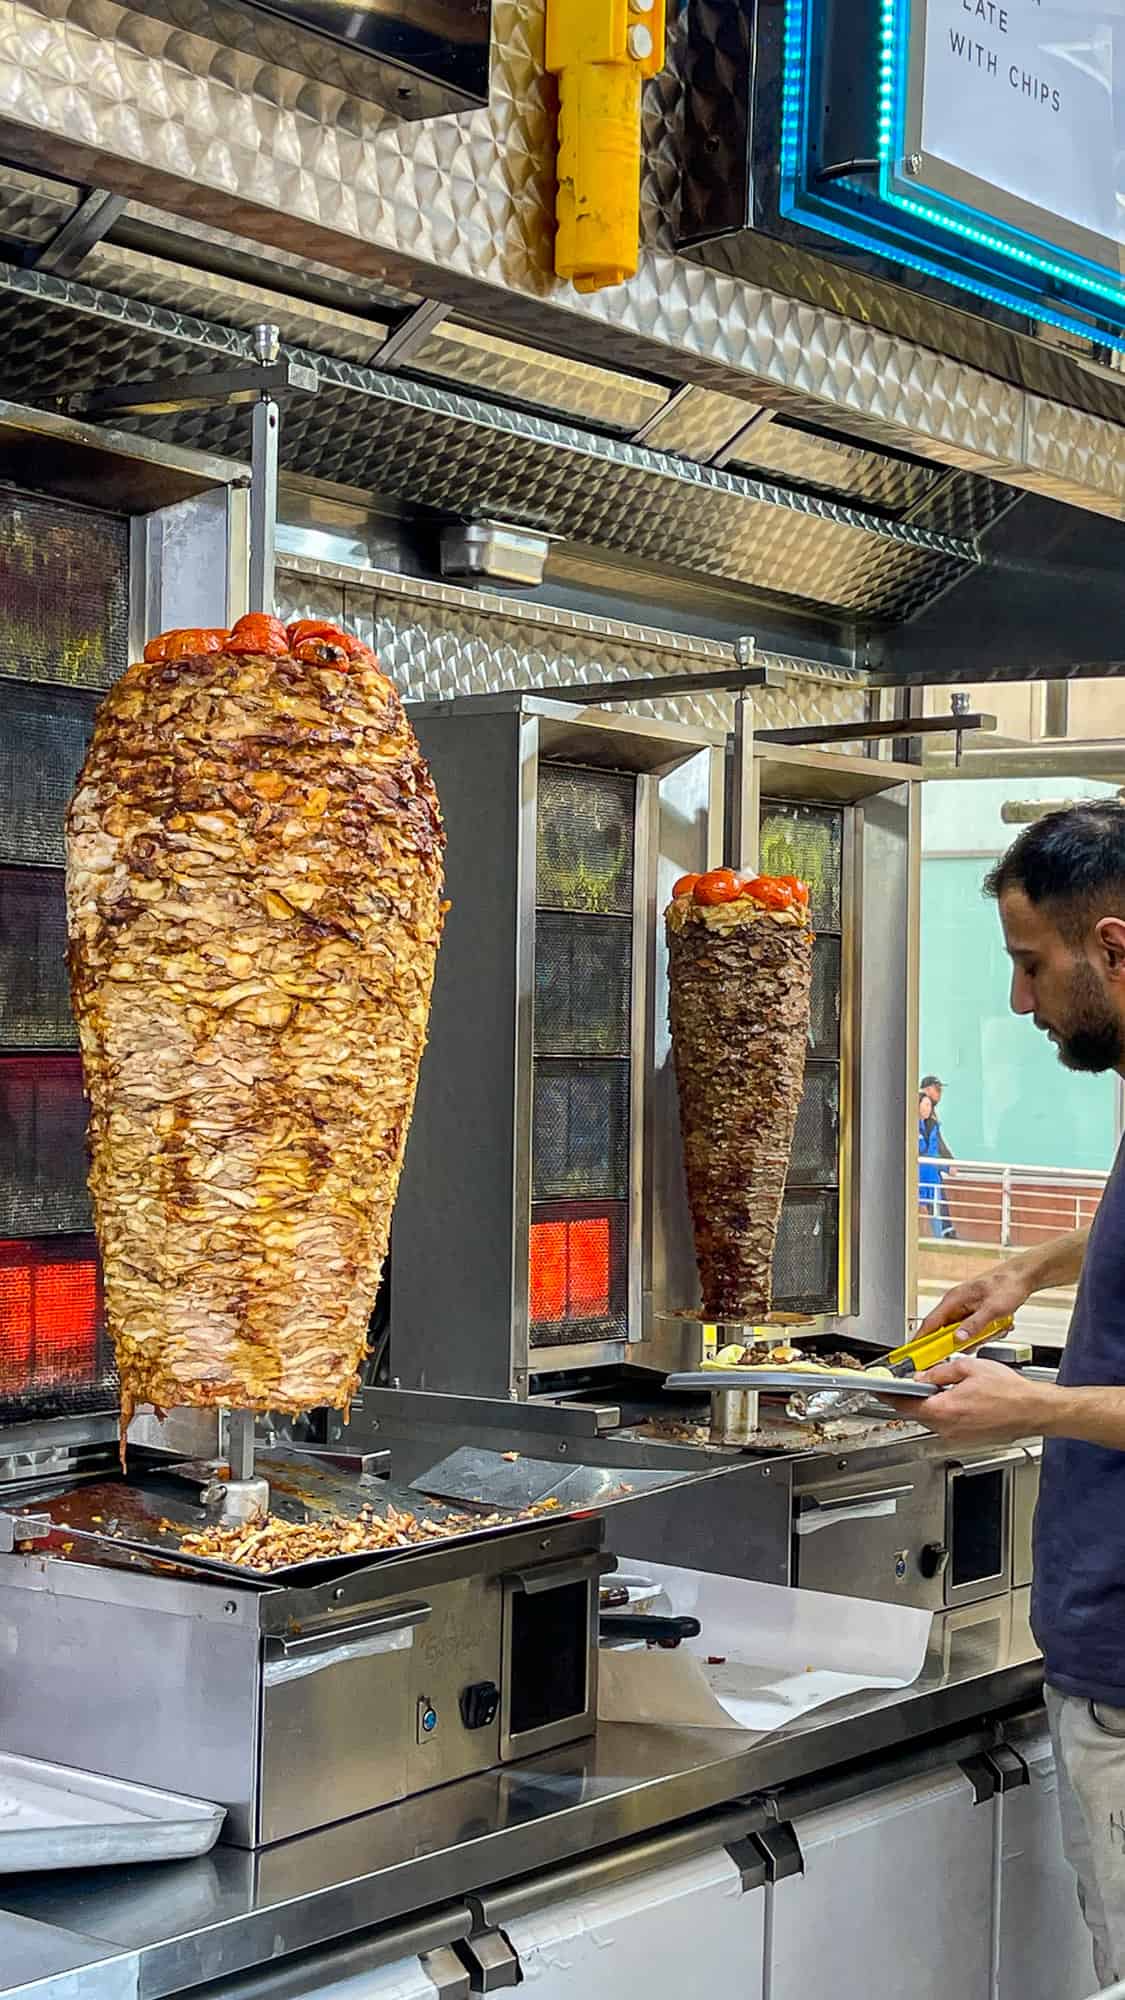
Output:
[1047, 1683, 1125, 1990]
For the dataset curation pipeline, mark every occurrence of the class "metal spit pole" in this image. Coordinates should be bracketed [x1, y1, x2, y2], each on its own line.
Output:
[219, 1410, 268, 1521]
[226, 1411, 256, 1485]
[248, 323, 280, 616]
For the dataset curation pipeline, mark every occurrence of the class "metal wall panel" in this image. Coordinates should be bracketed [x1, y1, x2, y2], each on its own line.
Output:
[0, 0, 1122, 518]
[275, 559, 871, 735]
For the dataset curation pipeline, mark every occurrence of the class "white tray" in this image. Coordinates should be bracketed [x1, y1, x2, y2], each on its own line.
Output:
[0, 1753, 225, 1870]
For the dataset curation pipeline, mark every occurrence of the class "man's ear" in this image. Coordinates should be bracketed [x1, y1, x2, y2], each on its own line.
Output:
[1095, 916, 1125, 975]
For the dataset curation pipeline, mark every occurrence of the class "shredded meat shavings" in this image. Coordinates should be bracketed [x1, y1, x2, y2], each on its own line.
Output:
[66, 639, 445, 1429]
[178, 1500, 512, 1572]
[666, 897, 813, 1321]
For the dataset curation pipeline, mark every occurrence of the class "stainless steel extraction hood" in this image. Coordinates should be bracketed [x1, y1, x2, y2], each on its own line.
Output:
[119, 0, 492, 120]
[2, 168, 1124, 685]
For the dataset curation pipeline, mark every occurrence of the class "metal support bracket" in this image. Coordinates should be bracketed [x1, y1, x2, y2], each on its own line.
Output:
[369, 299, 449, 371]
[249, 389, 279, 614]
[547, 664, 785, 705]
[725, 1833, 769, 1894]
[454, 1930, 520, 1992]
[755, 713, 996, 750]
[66, 352, 319, 421]
[958, 1748, 1029, 1805]
[987, 1744, 1030, 1793]
[63, 322, 318, 620]
[30, 188, 127, 278]
[420, 1947, 471, 1998]
[752, 1821, 804, 1883]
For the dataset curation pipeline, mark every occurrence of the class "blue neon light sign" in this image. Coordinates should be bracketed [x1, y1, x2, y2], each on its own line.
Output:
[781, 0, 1125, 348]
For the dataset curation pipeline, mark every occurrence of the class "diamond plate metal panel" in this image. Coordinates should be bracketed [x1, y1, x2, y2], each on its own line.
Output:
[0, 264, 976, 620]
[7, 181, 976, 520]
[275, 556, 870, 736]
[172, 380, 980, 619]
[79, 240, 389, 363]
[0, 168, 77, 248]
[639, 386, 766, 460]
[0, 0, 1120, 518]
[408, 322, 667, 433]
[123, 197, 421, 316]
[0, 159, 986, 523]
[735, 425, 945, 516]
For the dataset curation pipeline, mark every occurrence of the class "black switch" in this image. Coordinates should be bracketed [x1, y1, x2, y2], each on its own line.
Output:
[460, 1681, 500, 1731]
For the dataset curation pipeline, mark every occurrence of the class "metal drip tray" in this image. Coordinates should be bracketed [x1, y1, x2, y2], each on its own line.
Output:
[409, 1445, 693, 1515]
[11, 1443, 723, 1585]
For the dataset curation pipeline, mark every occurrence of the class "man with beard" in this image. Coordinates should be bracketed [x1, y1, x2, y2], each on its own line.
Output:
[920, 801, 1125, 1987]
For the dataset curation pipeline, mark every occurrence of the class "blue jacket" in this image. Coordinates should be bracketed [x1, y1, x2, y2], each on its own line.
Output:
[918, 1118, 942, 1191]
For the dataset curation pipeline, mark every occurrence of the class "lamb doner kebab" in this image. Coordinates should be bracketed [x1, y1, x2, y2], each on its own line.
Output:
[67, 613, 445, 1434]
[666, 869, 814, 1322]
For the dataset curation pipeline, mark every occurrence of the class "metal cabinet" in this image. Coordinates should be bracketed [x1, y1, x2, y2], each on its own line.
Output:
[502, 1846, 765, 1999]
[999, 1731, 1092, 2000]
[769, 1767, 994, 2000]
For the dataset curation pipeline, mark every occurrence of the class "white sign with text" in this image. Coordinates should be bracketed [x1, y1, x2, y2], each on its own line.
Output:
[920, 0, 1120, 248]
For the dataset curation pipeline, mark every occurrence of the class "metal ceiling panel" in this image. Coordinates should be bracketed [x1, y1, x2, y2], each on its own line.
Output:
[160, 379, 979, 621]
[733, 426, 945, 516]
[0, 261, 977, 622]
[0, 167, 78, 248]
[407, 321, 668, 434]
[0, 0, 1122, 519]
[76, 241, 389, 364]
[635, 385, 768, 460]
[0, 163, 1002, 535]
[121, 199, 421, 317]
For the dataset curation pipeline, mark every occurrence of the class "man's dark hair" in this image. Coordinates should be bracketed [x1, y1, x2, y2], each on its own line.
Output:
[984, 802, 1125, 939]
[920, 1073, 942, 1091]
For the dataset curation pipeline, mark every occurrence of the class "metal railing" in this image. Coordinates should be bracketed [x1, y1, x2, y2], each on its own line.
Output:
[919, 1156, 1107, 1249]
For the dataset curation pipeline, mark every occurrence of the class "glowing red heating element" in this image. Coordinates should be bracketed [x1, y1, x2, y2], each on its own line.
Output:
[529, 1215, 611, 1323]
[0, 1242, 99, 1392]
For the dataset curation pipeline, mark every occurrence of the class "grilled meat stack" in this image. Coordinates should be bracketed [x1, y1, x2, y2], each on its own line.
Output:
[666, 870, 814, 1322]
[66, 613, 445, 1427]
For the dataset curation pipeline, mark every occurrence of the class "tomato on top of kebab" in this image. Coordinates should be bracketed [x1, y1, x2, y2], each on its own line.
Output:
[671, 869, 811, 913]
[142, 615, 378, 668]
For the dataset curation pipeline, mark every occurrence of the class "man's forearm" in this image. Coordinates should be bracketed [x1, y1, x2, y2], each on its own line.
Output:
[1040, 1383, 1125, 1451]
[1009, 1227, 1088, 1294]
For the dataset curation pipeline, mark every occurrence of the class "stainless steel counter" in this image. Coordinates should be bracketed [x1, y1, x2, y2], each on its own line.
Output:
[0, 1592, 1042, 2000]
[0, 1910, 138, 2000]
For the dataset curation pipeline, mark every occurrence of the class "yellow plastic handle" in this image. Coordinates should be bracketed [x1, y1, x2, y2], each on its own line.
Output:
[546, 0, 667, 294]
[887, 1314, 1015, 1372]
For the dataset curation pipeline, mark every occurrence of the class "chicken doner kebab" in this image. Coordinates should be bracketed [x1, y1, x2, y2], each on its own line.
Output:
[666, 869, 814, 1322]
[66, 613, 445, 1436]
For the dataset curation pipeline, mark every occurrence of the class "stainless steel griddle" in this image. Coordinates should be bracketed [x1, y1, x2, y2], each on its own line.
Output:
[4, 1441, 724, 1586]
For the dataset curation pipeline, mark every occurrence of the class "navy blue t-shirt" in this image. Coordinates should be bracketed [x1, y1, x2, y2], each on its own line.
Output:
[1033, 1135, 1125, 1703]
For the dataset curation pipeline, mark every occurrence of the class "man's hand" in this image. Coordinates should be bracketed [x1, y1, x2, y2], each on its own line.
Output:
[917, 1263, 1034, 1344]
[919, 1356, 1050, 1445]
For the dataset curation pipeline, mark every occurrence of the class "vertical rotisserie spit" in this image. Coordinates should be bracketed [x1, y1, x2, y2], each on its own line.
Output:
[66, 613, 445, 1428]
[666, 870, 814, 1322]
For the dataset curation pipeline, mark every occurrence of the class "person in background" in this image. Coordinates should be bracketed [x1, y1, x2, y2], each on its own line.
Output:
[919, 1075, 956, 1239]
[918, 802, 1125, 1988]
[918, 1092, 944, 1238]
